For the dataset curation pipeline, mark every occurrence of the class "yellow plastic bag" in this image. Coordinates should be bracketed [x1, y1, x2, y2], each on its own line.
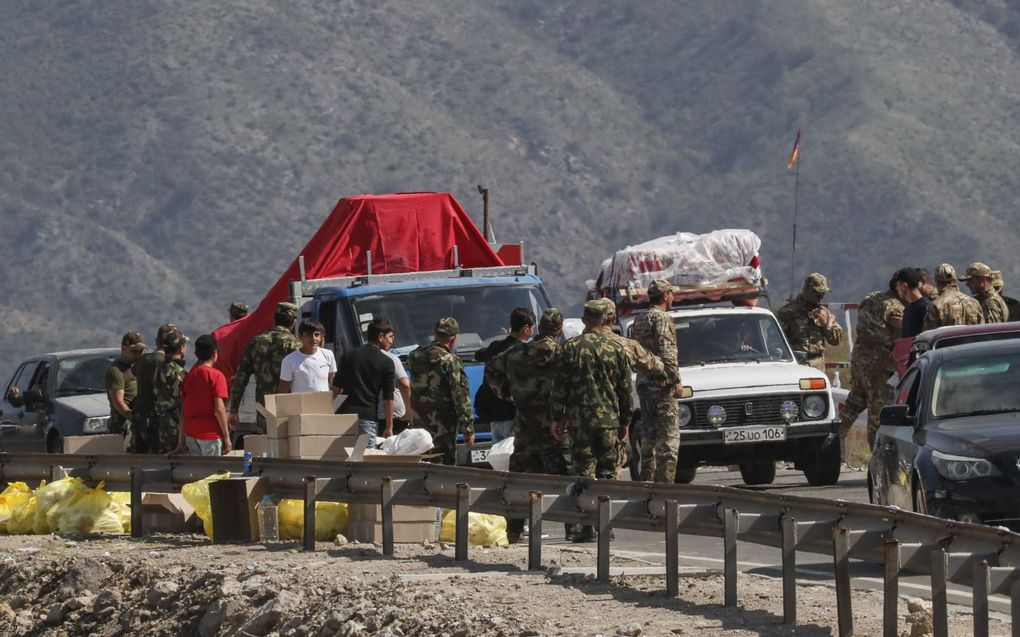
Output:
[34, 477, 89, 534]
[278, 500, 348, 541]
[7, 496, 37, 535]
[181, 472, 230, 538]
[0, 482, 33, 533]
[109, 492, 132, 533]
[54, 482, 124, 534]
[439, 509, 508, 546]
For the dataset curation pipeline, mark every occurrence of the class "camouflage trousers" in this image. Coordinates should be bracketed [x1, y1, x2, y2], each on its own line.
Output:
[155, 411, 182, 454]
[839, 348, 894, 449]
[572, 426, 621, 481]
[506, 415, 574, 536]
[428, 427, 458, 466]
[129, 413, 162, 454]
[637, 386, 679, 483]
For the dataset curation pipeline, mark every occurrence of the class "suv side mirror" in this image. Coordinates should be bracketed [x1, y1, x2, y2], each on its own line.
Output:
[879, 404, 912, 427]
[22, 388, 46, 409]
[793, 350, 808, 364]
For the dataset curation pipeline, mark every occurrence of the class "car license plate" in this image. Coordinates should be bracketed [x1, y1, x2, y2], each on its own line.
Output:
[470, 448, 489, 463]
[723, 425, 786, 444]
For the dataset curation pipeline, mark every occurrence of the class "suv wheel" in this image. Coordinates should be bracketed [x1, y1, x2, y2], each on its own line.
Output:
[738, 460, 776, 485]
[46, 430, 63, 454]
[803, 436, 841, 486]
[674, 465, 698, 484]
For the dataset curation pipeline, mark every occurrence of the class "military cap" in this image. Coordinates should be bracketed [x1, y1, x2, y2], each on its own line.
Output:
[156, 323, 178, 342]
[582, 300, 607, 322]
[934, 263, 957, 283]
[990, 270, 1004, 290]
[804, 273, 830, 293]
[121, 331, 146, 352]
[596, 298, 617, 322]
[161, 330, 189, 350]
[435, 317, 461, 336]
[229, 301, 249, 318]
[647, 278, 674, 298]
[538, 308, 565, 335]
[275, 302, 298, 319]
[960, 262, 993, 280]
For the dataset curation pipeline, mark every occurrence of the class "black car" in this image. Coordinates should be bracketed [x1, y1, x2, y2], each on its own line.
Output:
[868, 339, 1020, 530]
[1, 349, 119, 453]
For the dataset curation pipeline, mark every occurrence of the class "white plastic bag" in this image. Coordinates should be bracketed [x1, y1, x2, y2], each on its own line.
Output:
[379, 428, 434, 456]
[486, 436, 515, 472]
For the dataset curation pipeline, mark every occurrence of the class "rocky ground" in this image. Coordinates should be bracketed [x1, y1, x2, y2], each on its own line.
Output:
[0, 534, 1005, 637]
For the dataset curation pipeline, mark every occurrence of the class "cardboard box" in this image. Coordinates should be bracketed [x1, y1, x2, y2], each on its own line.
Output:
[141, 493, 197, 533]
[208, 477, 268, 543]
[268, 437, 289, 458]
[243, 435, 268, 457]
[348, 503, 437, 523]
[63, 434, 125, 454]
[257, 391, 335, 437]
[288, 435, 359, 459]
[346, 520, 436, 544]
[287, 413, 357, 437]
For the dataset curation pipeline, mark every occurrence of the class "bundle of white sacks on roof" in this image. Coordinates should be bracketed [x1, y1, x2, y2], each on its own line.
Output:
[599, 229, 763, 292]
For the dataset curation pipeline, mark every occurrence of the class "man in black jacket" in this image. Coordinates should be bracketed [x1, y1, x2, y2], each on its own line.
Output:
[474, 308, 535, 443]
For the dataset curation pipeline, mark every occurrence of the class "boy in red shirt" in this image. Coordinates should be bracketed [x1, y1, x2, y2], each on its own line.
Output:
[175, 334, 232, 456]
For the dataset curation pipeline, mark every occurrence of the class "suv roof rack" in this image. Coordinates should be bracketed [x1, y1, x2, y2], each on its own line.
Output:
[603, 280, 767, 311]
[299, 264, 538, 296]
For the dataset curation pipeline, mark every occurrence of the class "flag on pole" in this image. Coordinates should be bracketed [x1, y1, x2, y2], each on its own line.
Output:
[786, 129, 801, 170]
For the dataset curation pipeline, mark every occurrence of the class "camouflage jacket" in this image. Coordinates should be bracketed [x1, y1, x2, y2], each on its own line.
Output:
[629, 307, 679, 385]
[975, 288, 1009, 324]
[603, 330, 666, 385]
[153, 356, 186, 418]
[550, 332, 632, 430]
[855, 291, 903, 350]
[229, 326, 300, 412]
[485, 335, 561, 423]
[776, 295, 843, 356]
[131, 351, 165, 417]
[922, 284, 984, 330]
[408, 342, 474, 437]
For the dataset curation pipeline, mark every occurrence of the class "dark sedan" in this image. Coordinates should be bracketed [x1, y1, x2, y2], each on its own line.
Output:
[869, 339, 1020, 530]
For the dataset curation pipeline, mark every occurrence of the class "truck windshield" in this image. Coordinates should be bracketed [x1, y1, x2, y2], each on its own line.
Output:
[56, 354, 117, 396]
[350, 284, 549, 358]
[674, 314, 793, 365]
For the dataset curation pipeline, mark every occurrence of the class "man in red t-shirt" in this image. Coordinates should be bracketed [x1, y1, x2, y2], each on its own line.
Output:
[175, 334, 232, 456]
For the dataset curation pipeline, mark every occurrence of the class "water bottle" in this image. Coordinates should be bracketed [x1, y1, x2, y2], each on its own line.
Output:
[243, 451, 253, 475]
[257, 495, 279, 543]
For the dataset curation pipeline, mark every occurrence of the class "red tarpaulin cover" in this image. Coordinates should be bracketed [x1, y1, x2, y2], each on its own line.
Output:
[212, 192, 503, 380]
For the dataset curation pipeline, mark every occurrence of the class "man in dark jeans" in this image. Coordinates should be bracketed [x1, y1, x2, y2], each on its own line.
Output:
[473, 308, 535, 443]
[334, 318, 396, 448]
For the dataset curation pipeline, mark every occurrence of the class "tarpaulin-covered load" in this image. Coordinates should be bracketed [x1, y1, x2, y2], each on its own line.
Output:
[212, 192, 504, 380]
[599, 229, 763, 293]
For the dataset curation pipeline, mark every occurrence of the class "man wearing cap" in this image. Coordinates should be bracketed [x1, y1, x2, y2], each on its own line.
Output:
[776, 273, 844, 371]
[629, 280, 682, 484]
[129, 323, 180, 453]
[105, 332, 146, 436]
[228, 302, 301, 433]
[176, 335, 231, 456]
[838, 275, 903, 448]
[408, 317, 474, 465]
[229, 301, 249, 322]
[550, 301, 632, 542]
[990, 271, 1020, 323]
[961, 262, 1008, 324]
[154, 330, 188, 454]
[486, 308, 575, 542]
[922, 263, 983, 330]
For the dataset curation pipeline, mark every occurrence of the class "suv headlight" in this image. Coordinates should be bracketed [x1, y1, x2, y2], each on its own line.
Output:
[801, 394, 827, 419]
[679, 404, 692, 427]
[83, 417, 109, 434]
[932, 450, 1000, 480]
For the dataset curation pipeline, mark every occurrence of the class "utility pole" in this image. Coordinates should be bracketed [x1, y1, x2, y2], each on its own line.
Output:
[478, 185, 491, 241]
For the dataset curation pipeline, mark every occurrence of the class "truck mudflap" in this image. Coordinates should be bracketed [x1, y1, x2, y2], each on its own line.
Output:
[677, 419, 839, 447]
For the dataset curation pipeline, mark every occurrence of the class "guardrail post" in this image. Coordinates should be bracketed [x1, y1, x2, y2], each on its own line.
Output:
[455, 483, 469, 561]
[381, 476, 394, 557]
[597, 495, 611, 584]
[665, 500, 679, 598]
[723, 507, 738, 607]
[833, 526, 853, 636]
[973, 560, 990, 637]
[302, 476, 317, 552]
[130, 466, 143, 539]
[1011, 576, 1020, 637]
[931, 547, 948, 637]
[528, 491, 542, 571]
[883, 539, 900, 637]
[49, 464, 64, 482]
[781, 515, 796, 624]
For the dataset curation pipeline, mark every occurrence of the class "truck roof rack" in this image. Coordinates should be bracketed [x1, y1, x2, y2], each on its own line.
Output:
[298, 264, 538, 297]
[604, 280, 767, 311]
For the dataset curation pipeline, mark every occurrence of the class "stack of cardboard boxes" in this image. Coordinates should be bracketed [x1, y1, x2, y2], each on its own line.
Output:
[346, 501, 436, 543]
[252, 391, 358, 460]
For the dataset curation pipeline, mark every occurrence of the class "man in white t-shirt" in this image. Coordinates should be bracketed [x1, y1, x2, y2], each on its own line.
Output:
[278, 320, 337, 393]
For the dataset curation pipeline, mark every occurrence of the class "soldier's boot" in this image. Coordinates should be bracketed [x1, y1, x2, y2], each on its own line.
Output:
[571, 525, 596, 543]
[506, 518, 526, 544]
[564, 524, 581, 541]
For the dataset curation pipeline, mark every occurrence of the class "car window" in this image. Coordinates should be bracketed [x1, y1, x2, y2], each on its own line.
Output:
[13, 362, 40, 395]
[895, 369, 920, 412]
[4, 363, 30, 398]
[27, 362, 50, 398]
[934, 331, 1020, 350]
[930, 353, 1020, 418]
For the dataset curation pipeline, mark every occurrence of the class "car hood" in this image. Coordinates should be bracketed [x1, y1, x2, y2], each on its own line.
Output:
[54, 393, 109, 418]
[681, 361, 825, 393]
[925, 412, 1020, 458]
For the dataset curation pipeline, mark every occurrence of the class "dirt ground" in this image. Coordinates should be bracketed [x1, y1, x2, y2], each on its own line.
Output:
[0, 533, 1006, 637]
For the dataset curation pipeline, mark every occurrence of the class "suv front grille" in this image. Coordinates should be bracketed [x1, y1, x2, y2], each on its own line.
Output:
[690, 394, 804, 428]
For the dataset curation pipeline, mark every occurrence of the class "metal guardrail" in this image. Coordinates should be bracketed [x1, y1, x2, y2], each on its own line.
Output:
[1, 453, 1018, 637]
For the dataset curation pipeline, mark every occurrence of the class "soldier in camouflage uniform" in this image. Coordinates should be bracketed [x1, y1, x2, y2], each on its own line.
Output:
[598, 299, 666, 381]
[485, 308, 574, 541]
[922, 263, 984, 330]
[129, 323, 179, 453]
[628, 281, 683, 483]
[961, 262, 1008, 324]
[229, 301, 249, 322]
[838, 276, 903, 448]
[105, 332, 145, 436]
[408, 317, 474, 465]
[990, 271, 1020, 323]
[228, 302, 301, 433]
[153, 330, 188, 454]
[551, 301, 632, 542]
[776, 273, 844, 371]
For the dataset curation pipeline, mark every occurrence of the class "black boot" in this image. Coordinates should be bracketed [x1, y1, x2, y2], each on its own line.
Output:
[564, 524, 580, 541]
[571, 525, 596, 543]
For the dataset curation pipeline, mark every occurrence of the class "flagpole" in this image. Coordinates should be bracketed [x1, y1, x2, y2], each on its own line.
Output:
[788, 144, 801, 300]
